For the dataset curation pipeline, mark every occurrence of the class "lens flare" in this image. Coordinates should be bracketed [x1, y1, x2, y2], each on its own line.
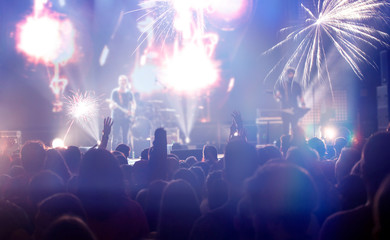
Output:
[16, 13, 76, 64]
[52, 138, 65, 148]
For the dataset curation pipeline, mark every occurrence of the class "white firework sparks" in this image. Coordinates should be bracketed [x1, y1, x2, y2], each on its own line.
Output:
[65, 91, 99, 122]
[265, 0, 390, 89]
[129, 0, 209, 51]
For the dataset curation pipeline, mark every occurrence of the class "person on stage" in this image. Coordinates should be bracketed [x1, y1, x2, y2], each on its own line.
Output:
[274, 67, 306, 135]
[109, 75, 136, 149]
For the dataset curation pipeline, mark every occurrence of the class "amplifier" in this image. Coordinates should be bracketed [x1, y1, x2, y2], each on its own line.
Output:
[0, 131, 22, 154]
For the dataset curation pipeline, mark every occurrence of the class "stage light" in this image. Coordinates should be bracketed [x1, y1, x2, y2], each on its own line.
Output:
[52, 138, 65, 148]
[16, 15, 75, 64]
[209, 0, 247, 19]
[159, 40, 220, 93]
[323, 126, 337, 140]
[59, 0, 66, 7]
[185, 137, 191, 144]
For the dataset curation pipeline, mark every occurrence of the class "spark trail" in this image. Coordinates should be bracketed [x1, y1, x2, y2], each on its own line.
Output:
[265, 0, 390, 89]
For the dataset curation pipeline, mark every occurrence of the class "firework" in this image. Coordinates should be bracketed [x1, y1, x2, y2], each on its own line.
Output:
[65, 91, 99, 122]
[265, 0, 390, 89]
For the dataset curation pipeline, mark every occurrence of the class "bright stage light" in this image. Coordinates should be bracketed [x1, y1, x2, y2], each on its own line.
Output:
[159, 41, 220, 93]
[323, 126, 337, 140]
[209, 0, 247, 19]
[15, 0, 77, 113]
[52, 138, 65, 148]
[206, 0, 254, 30]
[16, 15, 75, 64]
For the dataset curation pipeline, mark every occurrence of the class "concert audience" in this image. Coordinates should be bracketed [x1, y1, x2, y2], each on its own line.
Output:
[320, 131, 390, 240]
[2, 115, 390, 240]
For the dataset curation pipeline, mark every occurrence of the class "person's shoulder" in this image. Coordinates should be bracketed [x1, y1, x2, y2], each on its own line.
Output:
[320, 205, 372, 240]
[324, 205, 370, 224]
[111, 88, 119, 94]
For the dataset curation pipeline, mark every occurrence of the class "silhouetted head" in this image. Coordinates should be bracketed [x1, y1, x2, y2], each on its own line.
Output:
[185, 156, 197, 166]
[21, 140, 46, 174]
[334, 137, 348, 155]
[0, 200, 31, 240]
[373, 175, 390, 240]
[286, 146, 319, 175]
[337, 175, 366, 210]
[112, 151, 128, 165]
[361, 132, 390, 200]
[141, 148, 149, 160]
[77, 149, 125, 218]
[224, 140, 258, 189]
[286, 67, 295, 80]
[28, 170, 65, 206]
[35, 193, 87, 240]
[206, 170, 228, 210]
[115, 144, 131, 159]
[144, 180, 168, 231]
[158, 179, 201, 240]
[246, 163, 318, 239]
[257, 145, 282, 165]
[173, 168, 201, 200]
[203, 145, 218, 162]
[42, 215, 96, 240]
[45, 148, 71, 182]
[308, 137, 326, 159]
[78, 149, 124, 195]
[63, 146, 81, 175]
[335, 148, 361, 184]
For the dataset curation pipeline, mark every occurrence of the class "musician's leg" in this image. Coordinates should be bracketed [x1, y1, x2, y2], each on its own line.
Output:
[281, 113, 290, 136]
[291, 116, 298, 132]
[122, 120, 130, 145]
[112, 119, 121, 150]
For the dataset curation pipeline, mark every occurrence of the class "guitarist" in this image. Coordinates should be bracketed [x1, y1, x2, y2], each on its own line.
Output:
[110, 75, 136, 149]
[274, 68, 306, 135]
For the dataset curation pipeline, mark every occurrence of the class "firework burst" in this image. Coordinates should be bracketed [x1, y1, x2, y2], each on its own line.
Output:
[65, 91, 99, 122]
[265, 0, 390, 89]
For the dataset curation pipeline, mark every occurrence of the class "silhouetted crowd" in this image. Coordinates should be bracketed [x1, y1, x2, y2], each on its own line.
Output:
[1, 115, 390, 240]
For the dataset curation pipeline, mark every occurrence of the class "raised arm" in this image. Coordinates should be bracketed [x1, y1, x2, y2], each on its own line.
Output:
[229, 111, 247, 142]
[98, 117, 113, 150]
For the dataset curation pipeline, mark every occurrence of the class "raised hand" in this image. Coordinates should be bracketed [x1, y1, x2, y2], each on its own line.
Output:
[232, 111, 243, 130]
[229, 111, 247, 142]
[102, 117, 113, 136]
[99, 117, 113, 150]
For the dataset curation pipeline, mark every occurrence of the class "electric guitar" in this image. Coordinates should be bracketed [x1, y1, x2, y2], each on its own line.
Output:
[106, 99, 134, 121]
[265, 90, 310, 119]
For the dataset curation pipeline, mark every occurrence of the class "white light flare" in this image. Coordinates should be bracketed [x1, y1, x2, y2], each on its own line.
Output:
[159, 40, 220, 93]
[52, 138, 65, 148]
[323, 126, 337, 140]
[16, 15, 76, 64]
[208, 0, 247, 19]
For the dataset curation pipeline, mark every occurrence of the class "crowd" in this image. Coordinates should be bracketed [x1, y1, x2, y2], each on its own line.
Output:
[1, 114, 390, 240]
